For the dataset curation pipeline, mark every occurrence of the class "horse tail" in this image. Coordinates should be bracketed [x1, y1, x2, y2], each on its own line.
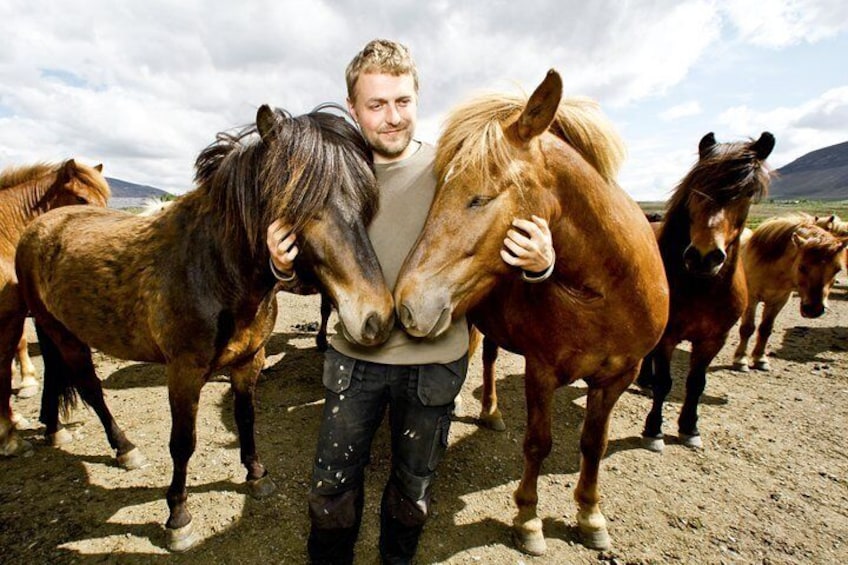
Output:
[34, 322, 79, 421]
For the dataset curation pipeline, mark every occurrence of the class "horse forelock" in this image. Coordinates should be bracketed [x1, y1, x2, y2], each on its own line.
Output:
[666, 140, 772, 223]
[435, 92, 625, 195]
[192, 107, 377, 254]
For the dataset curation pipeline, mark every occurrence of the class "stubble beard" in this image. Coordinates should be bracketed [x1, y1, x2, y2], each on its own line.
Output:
[366, 127, 413, 161]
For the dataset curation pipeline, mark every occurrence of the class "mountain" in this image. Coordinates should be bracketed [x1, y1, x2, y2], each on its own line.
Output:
[106, 177, 172, 199]
[769, 141, 848, 200]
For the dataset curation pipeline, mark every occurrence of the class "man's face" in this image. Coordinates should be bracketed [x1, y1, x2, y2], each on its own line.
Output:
[348, 72, 418, 163]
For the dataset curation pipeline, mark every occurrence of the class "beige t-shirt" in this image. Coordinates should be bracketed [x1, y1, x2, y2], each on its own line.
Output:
[331, 142, 469, 364]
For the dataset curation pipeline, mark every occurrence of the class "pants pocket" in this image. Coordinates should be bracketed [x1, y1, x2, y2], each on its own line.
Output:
[415, 355, 468, 406]
[322, 348, 359, 395]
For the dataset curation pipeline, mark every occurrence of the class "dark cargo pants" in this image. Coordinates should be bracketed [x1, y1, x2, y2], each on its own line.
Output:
[307, 347, 467, 564]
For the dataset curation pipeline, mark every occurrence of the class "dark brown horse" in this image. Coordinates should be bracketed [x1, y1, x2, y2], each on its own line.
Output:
[5, 105, 394, 551]
[0, 160, 110, 445]
[734, 214, 847, 371]
[638, 131, 775, 452]
[394, 71, 669, 554]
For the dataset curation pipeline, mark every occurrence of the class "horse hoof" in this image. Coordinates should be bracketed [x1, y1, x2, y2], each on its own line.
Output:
[167, 522, 198, 552]
[512, 517, 547, 556]
[15, 378, 39, 399]
[577, 517, 612, 550]
[0, 434, 34, 457]
[48, 428, 74, 447]
[752, 359, 771, 371]
[732, 361, 750, 373]
[117, 448, 147, 470]
[248, 474, 277, 499]
[679, 433, 703, 449]
[642, 435, 664, 453]
[478, 411, 506, 432]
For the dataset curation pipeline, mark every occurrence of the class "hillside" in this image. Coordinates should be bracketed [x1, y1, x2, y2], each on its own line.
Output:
[769, 141, 848, 200]
[105, 177, 171, 199]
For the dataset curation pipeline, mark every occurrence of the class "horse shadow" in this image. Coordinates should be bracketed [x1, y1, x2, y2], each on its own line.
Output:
[772, 325, 848, 362]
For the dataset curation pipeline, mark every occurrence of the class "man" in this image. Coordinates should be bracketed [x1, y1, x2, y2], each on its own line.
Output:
[267, 39, 554, 564]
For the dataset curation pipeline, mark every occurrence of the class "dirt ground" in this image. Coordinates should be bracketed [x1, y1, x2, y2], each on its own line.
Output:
[1, 282, 847, 564]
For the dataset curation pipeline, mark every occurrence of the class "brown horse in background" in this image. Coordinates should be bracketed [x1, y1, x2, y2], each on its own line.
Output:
[733, 214, 847, 371]
[0, 160, 110, 442]
[638, 131, 775, 452]
[394, 71, 668, 554]
[7, 105, 394, 551]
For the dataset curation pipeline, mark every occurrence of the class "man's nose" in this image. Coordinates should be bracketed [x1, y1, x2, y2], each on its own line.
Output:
[386, 104, 401, 124]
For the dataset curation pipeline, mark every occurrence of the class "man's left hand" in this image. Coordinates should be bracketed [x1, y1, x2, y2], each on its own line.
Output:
[500, 215, 554, 273]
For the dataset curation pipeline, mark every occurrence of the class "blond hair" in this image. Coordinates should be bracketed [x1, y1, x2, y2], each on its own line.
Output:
[346, 39, 419, 101]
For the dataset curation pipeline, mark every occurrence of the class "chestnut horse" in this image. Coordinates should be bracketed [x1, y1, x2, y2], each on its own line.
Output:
[6, 105, 394, 551]
[638, 131, 775, 452]
[394, 71, 669, 554]
[0, 160, 110, 436]
[733, 214, 847, 371]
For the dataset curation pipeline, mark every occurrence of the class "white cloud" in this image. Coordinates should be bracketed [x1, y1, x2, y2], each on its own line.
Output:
[717, 85, 848, 167]
[720, 0, 848, 47]
[660, 101, 703, 121]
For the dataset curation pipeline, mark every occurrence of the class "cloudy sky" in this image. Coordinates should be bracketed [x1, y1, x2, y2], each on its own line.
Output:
[1, 0, 846, 201]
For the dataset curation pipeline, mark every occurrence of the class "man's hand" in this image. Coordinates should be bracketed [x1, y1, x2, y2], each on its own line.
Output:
[267, 219, 299, 277]
[500, 215, 554, 275]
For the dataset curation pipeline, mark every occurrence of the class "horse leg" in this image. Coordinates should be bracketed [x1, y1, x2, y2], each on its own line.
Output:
[750, 296, 789, 371]
[733, 301, 758, 372]
[0, 307, 32, 456]
[642, 340, 675, 452]
[164, 362, 206, 552]
[478, 336, 505, 431]
[14, 333, 39, 399]
[230, 348, 276, 498]
[635, 349, 655, 391]
[35, 323, 142, 466]
[316, 293, 331, 352]
[512, 361, 555, 556]
[677, 337, 725, 448]
[574, 368, 636, 550]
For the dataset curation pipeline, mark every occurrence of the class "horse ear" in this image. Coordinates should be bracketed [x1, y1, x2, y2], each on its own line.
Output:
[752, 132, 775, 160]
[94, 163, 103, 172]
[60, 159, 77, 180]
[256, 105, 280, 143]
[698, 133, 716, 158]
[792, 232, 808, 248]
[509, 69, 563, 144]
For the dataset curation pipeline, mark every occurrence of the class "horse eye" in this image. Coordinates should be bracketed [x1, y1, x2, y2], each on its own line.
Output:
[468, 195, 492, 208]
[75, 195, 88, 204]
[798, 265, 808, 275]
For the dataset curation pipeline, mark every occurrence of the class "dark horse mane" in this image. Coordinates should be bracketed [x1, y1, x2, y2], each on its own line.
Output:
[191, 104, 378, 253]
[661, 137, 772, 262]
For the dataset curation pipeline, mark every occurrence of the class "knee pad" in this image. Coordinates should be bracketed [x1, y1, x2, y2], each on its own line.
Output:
[384, 479, 428, 528]
[308, 487, 362, 530]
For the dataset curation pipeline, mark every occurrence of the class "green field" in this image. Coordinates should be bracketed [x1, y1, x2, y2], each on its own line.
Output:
[639, 199, 848, 229]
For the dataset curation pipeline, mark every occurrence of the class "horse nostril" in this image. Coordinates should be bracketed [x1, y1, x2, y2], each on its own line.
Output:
[399, 304, 414, 329]
[362, 313, 381, 342]
[704, 249, 727, 271]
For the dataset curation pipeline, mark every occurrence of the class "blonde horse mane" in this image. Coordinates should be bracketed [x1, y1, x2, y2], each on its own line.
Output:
[435, 92, 625, 192]
[0, 162, 56, 190]
[748, 213, 824, 262]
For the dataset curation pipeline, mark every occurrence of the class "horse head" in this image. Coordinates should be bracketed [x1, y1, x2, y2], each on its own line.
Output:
[256, 105, 394, 346]
[791, 228, 848, 318]
[39, 159, 110, 210]
[394, 71, 569, 338]
[678, 131, 774, 277]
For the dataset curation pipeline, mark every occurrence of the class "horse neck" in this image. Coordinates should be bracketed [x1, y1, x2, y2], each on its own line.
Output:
[0, 177, 55, 245]
[169, 192, 277, 297]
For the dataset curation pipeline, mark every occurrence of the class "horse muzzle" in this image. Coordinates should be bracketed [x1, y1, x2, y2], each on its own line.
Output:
[683, 245, 726, 277]
[397, 301, 453, 339]
[800, 302, 825, 319]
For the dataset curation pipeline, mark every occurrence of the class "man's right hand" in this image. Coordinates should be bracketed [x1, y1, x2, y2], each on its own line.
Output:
[267, 219, 299, 276]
